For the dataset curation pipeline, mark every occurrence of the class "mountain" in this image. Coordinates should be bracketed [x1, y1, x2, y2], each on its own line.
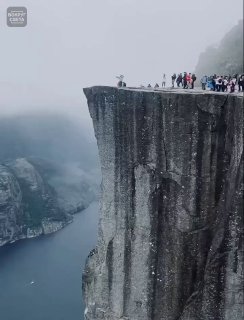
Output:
[0, 158, 70, 246]
[0, 112, 100, 246]
[28, 157, 99, 214]
[195, 20, 243, 77]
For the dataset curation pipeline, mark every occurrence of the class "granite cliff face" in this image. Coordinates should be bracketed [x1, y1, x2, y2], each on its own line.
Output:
[83, 87, 243, 320]
[0, 158, 70, 246]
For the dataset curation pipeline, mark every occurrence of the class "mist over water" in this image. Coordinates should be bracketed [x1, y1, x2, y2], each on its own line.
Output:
[0, 1, 243, 319]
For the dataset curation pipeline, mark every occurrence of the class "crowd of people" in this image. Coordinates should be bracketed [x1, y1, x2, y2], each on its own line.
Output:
[200, 74, 244, 92]
[117, 73, 244, 93]
[142, 72, 197, 89]
[171, 72, 197, 89]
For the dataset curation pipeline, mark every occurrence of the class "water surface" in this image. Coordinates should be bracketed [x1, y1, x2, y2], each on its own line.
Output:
[0, 202, 99, 320]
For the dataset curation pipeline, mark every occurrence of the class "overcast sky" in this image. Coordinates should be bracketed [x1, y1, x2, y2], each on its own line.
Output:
[0, 0, 243, 117]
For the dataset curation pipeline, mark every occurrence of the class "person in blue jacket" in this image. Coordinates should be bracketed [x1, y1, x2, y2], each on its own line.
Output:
[201, 75, 208, 90]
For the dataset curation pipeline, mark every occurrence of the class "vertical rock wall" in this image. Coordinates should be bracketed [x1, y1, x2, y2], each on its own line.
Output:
[83, 87, 243, 320]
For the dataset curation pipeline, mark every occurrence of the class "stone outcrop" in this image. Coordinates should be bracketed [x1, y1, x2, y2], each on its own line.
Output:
[0, 165, 23, 246]
[83, 87, 243, 320]
[0, 158, 71, 246]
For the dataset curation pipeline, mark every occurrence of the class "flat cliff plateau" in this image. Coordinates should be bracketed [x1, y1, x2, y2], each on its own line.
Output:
[83, 87, 243, 320]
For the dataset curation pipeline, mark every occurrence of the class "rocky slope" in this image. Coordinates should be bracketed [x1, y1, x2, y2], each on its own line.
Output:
[83, 87, 243, 320]
[195, 20, 243, 77]
[0, 158, 71, 246]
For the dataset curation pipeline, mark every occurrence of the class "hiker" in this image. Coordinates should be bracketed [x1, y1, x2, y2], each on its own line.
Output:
[230, 79, 236, 93]
[222, 77, 228, 92]
[207, 77, 213, 90]
[187, 73, 192, 89]
[201, 75, 208, 90]
[162, 74, 166, 87]
[241, 75, 244, 91]
[176, 74, 183, 87]
[191, 74, 197, 89]
[154, 83, 159, 88]
[171, 73, 176, 87]
[238, 75, 244, 91]
[117, 80, 123, 87]
[116, 75, 124, 87]
[212, 76, 216, 91]
[122, 82, 126, 87]
[216, 76, 223, 92]
[147, 84, 152, 88]
[183, 72, 188, 89]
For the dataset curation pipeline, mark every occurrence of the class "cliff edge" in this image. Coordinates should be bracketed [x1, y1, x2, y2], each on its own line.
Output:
[83, 86, 243, 320]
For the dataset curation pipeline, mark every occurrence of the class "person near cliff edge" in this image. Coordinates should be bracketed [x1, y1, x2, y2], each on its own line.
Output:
[176, 73, 183, 87]
[201, 75, 208, 90]
[162, 74, 166, 87]
[187, 73, 192, 89]
[238, 74, 244, 91]
[216, 76, 223, 92]
[230, 78, 236, 93]
[116, 75, 124, 88]
[183, 72, 188, 89]
[191, 74, 197, 89]
[222, 77, 228, 92]
[171, 73, 176, 87]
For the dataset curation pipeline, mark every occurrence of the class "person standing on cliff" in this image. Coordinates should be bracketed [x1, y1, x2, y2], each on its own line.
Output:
[183, 72, 188, 89]
[201, 75, 208, 90]
[238, 74, 244, 92]
[212, 76, 216, 91]
[162, 74, 166, 87]
[230, 78, 236, 93]
[222, 77, 228, 92]
[176, 74, 183, 87]
[116, 75, 124, 88]
[191, 74, 197, 89]
[171, 73, 176, 87]
[187, 73, 192, 88]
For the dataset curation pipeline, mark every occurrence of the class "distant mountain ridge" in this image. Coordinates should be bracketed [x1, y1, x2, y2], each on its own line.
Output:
[0, 112, 100, 246]
[195, 20, 243, 77]
[0, 157, 98, 246]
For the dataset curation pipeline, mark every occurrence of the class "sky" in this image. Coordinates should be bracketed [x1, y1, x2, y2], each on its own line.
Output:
[0, 0, 243, 117]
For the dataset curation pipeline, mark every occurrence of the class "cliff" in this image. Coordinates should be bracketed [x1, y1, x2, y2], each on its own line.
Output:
[0, 158, 71, 246]
[83, 87, 243, 320]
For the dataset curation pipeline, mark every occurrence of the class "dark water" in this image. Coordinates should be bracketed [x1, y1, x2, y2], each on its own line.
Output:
[0, 202, 99, 320]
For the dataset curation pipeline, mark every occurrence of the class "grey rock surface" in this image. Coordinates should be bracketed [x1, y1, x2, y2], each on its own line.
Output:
[0, 158, 71, 246]
[83, 86, 243, 320]
[0, 165, 23, 246]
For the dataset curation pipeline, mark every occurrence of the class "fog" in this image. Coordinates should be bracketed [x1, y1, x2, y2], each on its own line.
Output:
[0, 0, 243, 118]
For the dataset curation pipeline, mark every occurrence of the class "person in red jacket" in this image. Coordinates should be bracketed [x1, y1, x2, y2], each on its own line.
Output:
[187, 73, 192, 88]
